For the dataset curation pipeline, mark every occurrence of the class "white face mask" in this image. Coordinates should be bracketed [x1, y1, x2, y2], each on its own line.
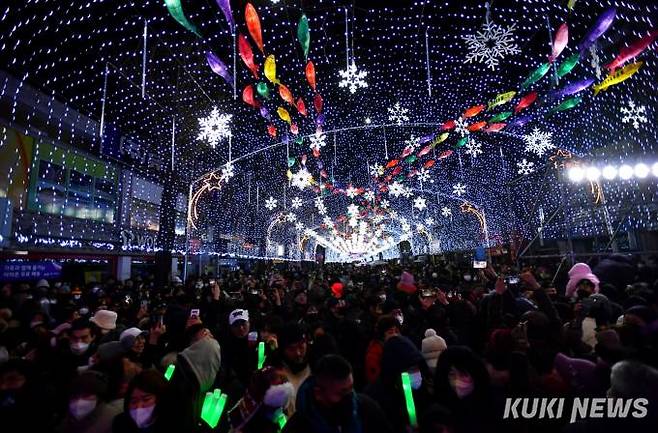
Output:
[395, 313, 404, 325]
[130, 405, 155, 428]
[71, 341, 89, 355]
[450, 375, 474, 399]
[69, 398, 97, 420]
[263, 382, 295, 408]
[409, 371, 423, 390]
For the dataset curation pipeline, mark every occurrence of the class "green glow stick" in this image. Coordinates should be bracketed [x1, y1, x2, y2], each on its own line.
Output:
[401, 372, 418, 428]
[164, 364, 175, 381]
[274, 409, 287, 431]
[201, 389, 227, 429]
[257, 341, 266, 369]
[201, 391, 213, 421]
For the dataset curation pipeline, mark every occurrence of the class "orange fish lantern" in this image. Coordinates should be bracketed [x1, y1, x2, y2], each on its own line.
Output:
[279, 84, 294, 105]
[306, 61, 316, 91]
[441, 120, 456, 130]
[296, 98, 307, 116]
[312, 148, 320, 158]
[238, 34, 259, 78]
[485, 123, 506, 133]
[267, 124, 277, 137]
[467, 121, 487, 132]
[242, 85, 258, 108]
[386, 159, 399, 169]
[463, 105, 485, 118]
[314, 93, 323, 113]
[391, 166, 403, 176]
[438, 150, 453, 159]
[245, 3, 264, 54]
[291, 123, 299, 135]
[424, 160, 436, 168]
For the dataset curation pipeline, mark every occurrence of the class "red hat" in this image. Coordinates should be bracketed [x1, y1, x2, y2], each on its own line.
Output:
[331, 282, 344, 298]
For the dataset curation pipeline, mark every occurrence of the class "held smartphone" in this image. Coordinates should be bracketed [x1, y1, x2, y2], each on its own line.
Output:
[248, 331, 258, 342]
[473, 260, 487, 269]
[190, 308, 200, 318]
[506, 276, 520, 285]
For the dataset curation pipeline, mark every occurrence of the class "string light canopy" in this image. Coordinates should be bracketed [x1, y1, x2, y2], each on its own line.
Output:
[0, 0, 657, 262]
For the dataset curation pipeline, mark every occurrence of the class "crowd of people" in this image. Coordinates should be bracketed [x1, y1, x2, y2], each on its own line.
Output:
[1, 254, 658, 433]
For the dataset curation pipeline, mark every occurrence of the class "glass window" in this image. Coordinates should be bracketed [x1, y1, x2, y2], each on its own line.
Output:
[95, 177, 116, 196]
[69, 170, 93, 192]
[38, 160, 65, 184]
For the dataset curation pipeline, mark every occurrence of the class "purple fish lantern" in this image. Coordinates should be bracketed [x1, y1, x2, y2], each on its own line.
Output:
[419, 133, 436, 144]
[215, 0, 235, 32]
[260, 106, 271, 120]
[551, 78, 595, 99]
[282, 134, 290, 145]
[578, 7, 616, 53]
[509, 115, 532, 128]
[317, 160, 324, 170]
[315, 114, 325, 126]
[206, 52, 234, 89]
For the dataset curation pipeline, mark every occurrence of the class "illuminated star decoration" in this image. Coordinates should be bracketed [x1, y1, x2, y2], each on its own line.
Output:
[388, 102, 410, 125]
[462, 21, 520, 70]
[517, 158, 535, 175]
[291, 197, 303, 209]
[523, 128, 554, 157]
[338, 60, 368, 94]
[453, 183, 466, 196]
[309, 130, 327, 151]
[220, 162, 235, 182]
[197, 107, 232, 148]
[264, 197, 278, 210]
[620, 99, 648, 130]
[291, 168, 313, 190]
[464, 140, 483, 158]
[413, 196, 427, 211]
[441, 207, 452, 218]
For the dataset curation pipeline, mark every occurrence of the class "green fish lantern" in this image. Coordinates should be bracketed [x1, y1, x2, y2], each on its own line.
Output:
[522, 62, 551, 89]
[557, 53, 581, 78]
[548, 96, 582, 115]
[257, 82, 270, 99]
[297, 14, 310, 59]
[456, 136, 469, 147]
[489, 111, 513, 123]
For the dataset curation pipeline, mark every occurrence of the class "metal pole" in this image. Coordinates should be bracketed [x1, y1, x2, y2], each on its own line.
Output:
[233, 30, 237, 100]
[425, 27, 432, 97]
[545, 16, 560, 86]
[99, 63, 109, 146]
[142, 19, 148, 98]
[183, 181, 194, 281]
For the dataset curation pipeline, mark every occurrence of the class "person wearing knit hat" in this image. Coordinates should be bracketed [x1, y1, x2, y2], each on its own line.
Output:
[35, 279, 49, 289]
[422, 329, 447, 373]
[565, 263, 600, 298]
[90, 309, 118, 333]
[228, 366, 295, 433]
[397, 270, 417, 294]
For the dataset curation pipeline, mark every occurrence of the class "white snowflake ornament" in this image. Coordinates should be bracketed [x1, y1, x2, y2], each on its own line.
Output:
[389, 182, 405, 198]
[462, 21, 520, 71]
[465, 140, 483, 158]
[197, 107, 232, 148]
[413, 197, 427, 211]
[364, 191, 375, 202]
[291, 197, 303, 209]
[369, 163, 385, 177]
[452, 183, 466, 197]
[338, 60, 368, 94]
[388, 102, 410, 126]
[295, 222, 304, 231]
[220, 162, 235, 182]
[285, 212, 297, 223]
[345, 186, 359, 198]
[264, 197, 278, 210]
[517, 159, 535, 175]
[347, 204, 360, 217]
[425, 217, 435, 226]
[417, 168, 433, 183]
[291, 168, 313, 190]
[455, 118, 470, 137]
[309, 130, 327, 151]
[523, 128, 554, 157]
[441, 207, 452, 218]
[620, 99, 648, 130]
[380, 199, 390, 209]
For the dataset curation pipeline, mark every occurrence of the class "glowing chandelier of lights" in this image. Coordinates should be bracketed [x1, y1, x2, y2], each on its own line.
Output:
[567, 162, 658, 182]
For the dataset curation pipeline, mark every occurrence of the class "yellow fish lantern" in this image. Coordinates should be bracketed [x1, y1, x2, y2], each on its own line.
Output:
[286, 169, 293, 181]
[277, 107, 291, 124]
[593, 61, 643, 95]
[264, 55, 279, 84]
[487, 91, 516, 110]
[431, 132, 449, 147]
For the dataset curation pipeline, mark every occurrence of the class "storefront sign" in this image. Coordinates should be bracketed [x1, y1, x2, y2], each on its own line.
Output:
[0, 261, 62, 281]
[120, 229, 157, 251]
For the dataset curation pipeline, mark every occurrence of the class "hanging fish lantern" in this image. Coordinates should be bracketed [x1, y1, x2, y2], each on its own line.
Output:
[286, 169, 293, 180]
[245, 3, 264, 54]
[488, 91, 516, 110]
[418, 145, 433, 157]
[320, 169, 328, 178]
[521, 63, 550, 89]
[405, 155, 417, 165]
[165, 0, 201, 37]
[401, 146, 414, 158]
[514, 92, 537, 113]
[298, 14, 310, 59]
[456, 136, 469, 147]
[488, 111, 513, 123]
[407, 169, 418, 178]
[242, 85, 258, 108]
[291, 123, 299, 135]
[424, 160, 436, 168]
[508, 115, 532, 128]
[267, 125, 277, 137]
[296, 98, 307, 116]
[484, 123, 506, 133]
[441, 120, 456, 130]
[238, 34, 259, 78]
[256, 82, 270, 99]
[206, 52, 234, 89]
[386, 159, 399, 169]
[315, 114, 325, 126]
[578, 7, 616, 54]
[549, 78, 595, 99]
[214, 0, 235, 32]
[431, 132, 449, 146]
[264, 55, 279, 84]
[278, 84, 294, 105]
[419, 133, 435, 144]
[463, 105, 486, 118]
[277, 107, 292, 124]
[314, 93, 323, 113]
[548, 96, 582, 115]
[391, 166, 403, 176]
[593, 61, 643, 94]
[557, 53, 581, 78]
[438, 150, 452, 160]
[467, 121, 487, 132]
[305, 61, 317, 91]
[549, 23, 569, 63]
[287, 157, 296, 167]
[259, 106, 271, 120]
[605, 29, 658, 72]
